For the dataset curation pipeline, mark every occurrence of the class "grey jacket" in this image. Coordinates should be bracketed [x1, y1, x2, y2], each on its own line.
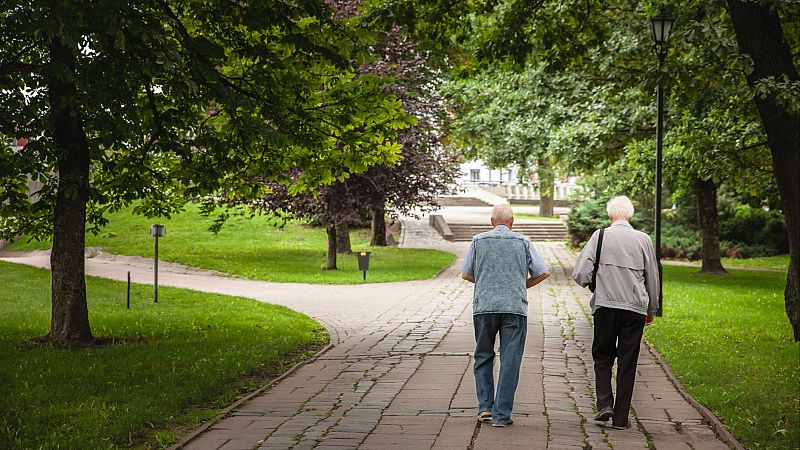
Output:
[572, 221, 660, 316]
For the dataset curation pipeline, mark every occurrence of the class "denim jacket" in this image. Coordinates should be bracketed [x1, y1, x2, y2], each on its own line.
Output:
[461, 225, 548, 316]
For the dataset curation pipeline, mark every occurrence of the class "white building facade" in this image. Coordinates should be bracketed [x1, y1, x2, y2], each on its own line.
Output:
[454, 159, 581, 202]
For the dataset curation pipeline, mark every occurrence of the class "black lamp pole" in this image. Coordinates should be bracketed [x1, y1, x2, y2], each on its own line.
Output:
[651, 6, 673, 317]
[655, 58, 664, 316]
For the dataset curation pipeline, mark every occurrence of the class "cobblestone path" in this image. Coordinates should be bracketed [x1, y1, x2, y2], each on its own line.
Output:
[181, 238, 731, 450]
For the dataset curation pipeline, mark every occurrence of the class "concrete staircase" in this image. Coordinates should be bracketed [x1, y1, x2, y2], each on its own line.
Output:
[435, 196, 492, 207]
[446, 222, 567, 242]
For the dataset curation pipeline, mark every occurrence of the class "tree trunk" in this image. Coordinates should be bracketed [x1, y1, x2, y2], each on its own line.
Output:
[538, 157, 554, 217]
[694, 179, 727, 274]
[370, 206, 387, 246]
[325, 222, 337, 270]
[728, 0, 800, 340]
[336, 222, 352, 254]
[47, 36, 93, 344]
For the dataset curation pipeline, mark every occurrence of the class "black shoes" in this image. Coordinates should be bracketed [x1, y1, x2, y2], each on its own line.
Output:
[611, 422, 632, 430]
[594, 406, 613, 422]
[594, 406, 631, 430]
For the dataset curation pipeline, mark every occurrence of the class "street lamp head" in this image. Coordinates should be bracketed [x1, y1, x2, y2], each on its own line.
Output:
[650, 6, 674, 59]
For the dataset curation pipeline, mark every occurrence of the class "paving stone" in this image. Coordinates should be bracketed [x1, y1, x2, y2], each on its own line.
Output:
[169, 237, 733, 450]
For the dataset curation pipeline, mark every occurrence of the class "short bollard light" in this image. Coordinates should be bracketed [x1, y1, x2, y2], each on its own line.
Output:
[149, 224, 166, 303]
[357, 250, 371, 281]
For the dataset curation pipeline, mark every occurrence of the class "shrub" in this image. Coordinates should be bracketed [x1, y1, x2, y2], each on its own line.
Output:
[566, 198, 608, 247]
[567, 198, 787, 259]
[566, 197, 652, 248]
[719, 204, 788, 255]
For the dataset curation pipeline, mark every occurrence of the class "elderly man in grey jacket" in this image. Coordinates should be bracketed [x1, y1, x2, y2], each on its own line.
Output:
[572, 196, 660, 430]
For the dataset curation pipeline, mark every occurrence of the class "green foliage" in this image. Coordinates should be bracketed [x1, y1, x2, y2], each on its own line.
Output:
[0, 261, 328, 449]
[380, 0, 789, 215]
[646, 266, 799, 449]
[719, 204, 789, 257]
[567, 196, 788, 259]
[9, 203, 456, 284]
[565, 197, 652, 248]
[442, 62, 635, 177]
[661, 225, 702, 260]
[565, 198, 610, 247]
[0, 0, 414, 241]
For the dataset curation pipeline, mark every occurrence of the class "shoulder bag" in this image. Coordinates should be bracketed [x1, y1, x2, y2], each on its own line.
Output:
[588, 228, 605, 293]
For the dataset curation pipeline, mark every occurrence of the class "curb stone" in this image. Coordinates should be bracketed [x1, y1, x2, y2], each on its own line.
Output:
[645, 341, 746, 450]
[168, 342, 335, 450]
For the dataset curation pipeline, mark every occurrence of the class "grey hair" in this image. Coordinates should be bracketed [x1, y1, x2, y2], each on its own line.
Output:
[606, 196, 634, 220]
[491, 204, 514, 224]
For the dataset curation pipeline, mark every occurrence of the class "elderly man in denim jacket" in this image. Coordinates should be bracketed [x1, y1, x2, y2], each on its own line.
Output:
[461, 204, 550, 427]
[572, 196, 660, 430]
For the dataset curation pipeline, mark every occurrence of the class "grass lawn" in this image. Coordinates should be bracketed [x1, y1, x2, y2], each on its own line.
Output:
[8, 204, 455, 284]
[512, 212, 563, 222]
[0, 261, 328, 449]
[721, 254, 790, 271]
[646, 265, 799, 449]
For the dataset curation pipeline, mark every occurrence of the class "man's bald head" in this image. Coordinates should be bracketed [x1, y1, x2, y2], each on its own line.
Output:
[491, 204, 514, 228]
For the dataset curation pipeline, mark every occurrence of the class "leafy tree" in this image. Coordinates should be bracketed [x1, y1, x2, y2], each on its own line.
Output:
[0, 0, 411, 344]
[606, 3, 775, 274]
[206, 12, 460, 269]
[444, 64, 623, 216]
[351, 25, 461, 245]
[726, 0, 800, 340]
[365, 0, 800, 337]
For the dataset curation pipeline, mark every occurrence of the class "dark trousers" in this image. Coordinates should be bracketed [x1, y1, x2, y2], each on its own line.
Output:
[592, 307, 645, 427]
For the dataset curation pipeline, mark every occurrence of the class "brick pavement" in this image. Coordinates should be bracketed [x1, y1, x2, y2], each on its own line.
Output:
[178, 219, 732, 450]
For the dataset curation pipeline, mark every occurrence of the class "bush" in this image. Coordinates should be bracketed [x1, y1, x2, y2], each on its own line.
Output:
[566, 198, 787, 259]
[566, 198, 652, 248]
[566, 198, 608, 247]
[719, 204, 788, 256]
[656, 207, 699, 258]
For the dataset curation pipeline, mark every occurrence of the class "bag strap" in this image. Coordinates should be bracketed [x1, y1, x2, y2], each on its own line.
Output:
[591, 228, 605, 291]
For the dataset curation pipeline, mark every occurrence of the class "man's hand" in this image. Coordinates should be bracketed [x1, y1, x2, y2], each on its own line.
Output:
[645, 314, 655, 326]
[526, 271, 550, 289]
[461, 272, 475, 284]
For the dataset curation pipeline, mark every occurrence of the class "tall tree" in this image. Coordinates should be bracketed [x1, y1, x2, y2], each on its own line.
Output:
[368, 0, 800, 333]
[0, 0, 410, 344]
[726, 0, 800, 339]
[444, 63, 633, 216]
[352, 23, 461, 243]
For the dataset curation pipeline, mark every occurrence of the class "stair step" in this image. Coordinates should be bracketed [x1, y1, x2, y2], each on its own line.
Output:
[435, 196, 492, 207]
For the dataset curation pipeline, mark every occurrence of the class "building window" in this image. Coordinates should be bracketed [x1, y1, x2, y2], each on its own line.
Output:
[470, 169, 480, 181]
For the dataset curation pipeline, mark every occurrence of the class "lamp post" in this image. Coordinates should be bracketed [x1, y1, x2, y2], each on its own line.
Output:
[650, 6, 673, 317]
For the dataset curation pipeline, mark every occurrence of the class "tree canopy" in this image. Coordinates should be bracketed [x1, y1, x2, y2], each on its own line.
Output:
[363, 0, 800, 337]
[0, 0, 414, 343]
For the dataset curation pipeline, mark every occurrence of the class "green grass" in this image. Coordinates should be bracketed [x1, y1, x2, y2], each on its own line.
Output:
[0, 261, 328, 449]
[513, 212, 563, 222]
[721, 254, 790, 271]
[8, 204, 455, 284]
[646, 266, 799, 450]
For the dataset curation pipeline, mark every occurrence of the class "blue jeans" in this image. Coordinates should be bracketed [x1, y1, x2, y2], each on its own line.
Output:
[473, 313, 527, 424]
